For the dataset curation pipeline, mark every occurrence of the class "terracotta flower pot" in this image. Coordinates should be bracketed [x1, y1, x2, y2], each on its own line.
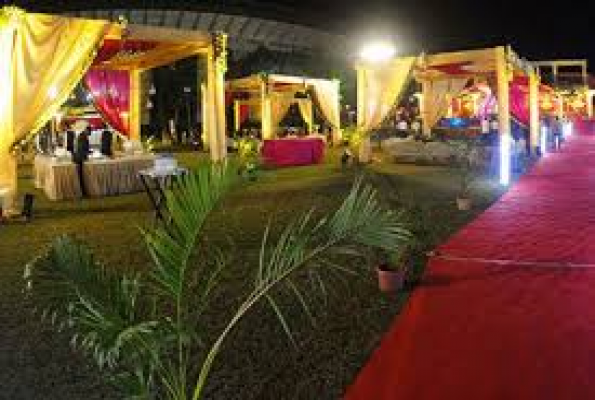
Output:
[376, 265, 406, 293]
[456, 197, 472, 211]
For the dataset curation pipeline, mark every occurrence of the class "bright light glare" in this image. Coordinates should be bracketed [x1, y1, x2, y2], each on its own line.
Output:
[48, 86, 58, 100]
[360, 41, 396, 63]
[540, 126, 548, 156]
[563, 122, 572, 138]
[500, 134, 510, 185]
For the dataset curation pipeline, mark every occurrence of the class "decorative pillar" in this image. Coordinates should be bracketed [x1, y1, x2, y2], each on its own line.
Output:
[308, 100, 314, 134]
[233, 99, 240, 133]
[495, 46, 512, 185]
[205, 32, 227, 161]
[261, 78, 273, 139]
[421, 80, 432, 137]
[200, 82, 209, 151]
[332, 79, 342, 144]
[529, 70, 540, 154]
[128, 69, 142, 142]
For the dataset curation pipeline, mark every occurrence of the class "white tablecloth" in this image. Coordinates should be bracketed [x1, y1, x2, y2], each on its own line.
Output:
[34, 154, 156, 201]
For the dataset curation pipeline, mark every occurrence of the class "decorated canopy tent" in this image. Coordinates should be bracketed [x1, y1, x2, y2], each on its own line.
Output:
[0, 7, 228, 210]
[534, 60, 592, 118]
[447, 77, 556, 122]
[357, 46, 541, 185]
[226, 74, 341, 142]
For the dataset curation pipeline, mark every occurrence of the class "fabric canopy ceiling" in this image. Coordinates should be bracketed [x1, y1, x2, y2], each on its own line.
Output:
[92, 39, 158, 65]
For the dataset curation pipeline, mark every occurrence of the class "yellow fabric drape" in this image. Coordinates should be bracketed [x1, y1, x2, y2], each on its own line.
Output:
[310, 80, 341, 130]
[357, 57, 416, 132]
[267, 93, 294, 136]
[296, 98, 313, 132]
[422, 77, 469, 134]
[0, 8, 108, 209]
[0, 10, 16, 209]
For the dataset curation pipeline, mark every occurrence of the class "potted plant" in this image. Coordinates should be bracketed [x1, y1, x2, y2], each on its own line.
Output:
[377, 244, 411, 293]
[449, 139, 479, 211]
[342, 126, 368, 165]
[237, 137, 260, 180]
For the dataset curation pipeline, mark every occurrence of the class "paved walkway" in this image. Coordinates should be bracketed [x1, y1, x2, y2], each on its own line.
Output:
[345, 130, 595, 399]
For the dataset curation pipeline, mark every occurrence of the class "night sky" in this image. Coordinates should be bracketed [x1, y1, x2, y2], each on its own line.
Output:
[9, 0, 595, 70]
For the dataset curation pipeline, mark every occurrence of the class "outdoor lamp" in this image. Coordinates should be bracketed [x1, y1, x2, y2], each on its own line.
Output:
[360, 41, 396, 64]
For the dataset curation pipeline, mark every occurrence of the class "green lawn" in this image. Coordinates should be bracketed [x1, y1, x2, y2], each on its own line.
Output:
[0, 150, 504, 399]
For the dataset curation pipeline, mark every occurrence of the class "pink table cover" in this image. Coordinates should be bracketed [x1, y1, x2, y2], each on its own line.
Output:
[262, 138, 325, 167]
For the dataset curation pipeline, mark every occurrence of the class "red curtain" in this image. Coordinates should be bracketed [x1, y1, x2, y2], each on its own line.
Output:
[84, 69, 130, 136]
[509, 77, 530, 126]
[239, 104, 250, 125]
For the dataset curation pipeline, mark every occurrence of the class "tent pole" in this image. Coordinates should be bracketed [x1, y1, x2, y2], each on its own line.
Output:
[234, 99, 240, 133]
[261, 78, 272, 139]
[496, 46, 512, 185]
[421, 80, 432, 137]
[129, 69, 142, 142]
[206, 32, 228, 161]
[529, 70, 540, 155]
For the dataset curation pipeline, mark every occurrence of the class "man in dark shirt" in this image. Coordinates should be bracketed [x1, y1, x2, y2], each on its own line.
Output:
[73, 128, 91, 197]
[65, 129, 75, 153]
[100, 129, 113, 157]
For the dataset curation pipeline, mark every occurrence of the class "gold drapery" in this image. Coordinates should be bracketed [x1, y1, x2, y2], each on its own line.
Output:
[310, 80, 341, 135]
[357, 57, 416, 132]
[269, 93, 294, 135]
[0, 7, 109, 209]
[421, 77, 469, 134]
[296, 98, 313, 132]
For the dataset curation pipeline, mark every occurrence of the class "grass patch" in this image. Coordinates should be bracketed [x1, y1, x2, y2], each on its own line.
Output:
[0, 149, 504, 399]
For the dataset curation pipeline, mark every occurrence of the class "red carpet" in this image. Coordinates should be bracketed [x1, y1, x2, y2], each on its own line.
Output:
[345, 126, 595, 399]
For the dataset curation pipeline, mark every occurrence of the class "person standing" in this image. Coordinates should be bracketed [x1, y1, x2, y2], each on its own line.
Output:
[66, 129, 75, 154]
[100, 129, 113, 157]
[481, 116, 490, 135]
[73, 127, 91, 197]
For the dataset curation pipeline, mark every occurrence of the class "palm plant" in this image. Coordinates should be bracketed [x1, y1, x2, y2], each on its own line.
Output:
[448, 138, 480, 199]
[24, 162, 411, 399]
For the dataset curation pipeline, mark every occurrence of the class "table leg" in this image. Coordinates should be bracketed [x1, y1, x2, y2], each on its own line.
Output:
[140, 175, 167, 223]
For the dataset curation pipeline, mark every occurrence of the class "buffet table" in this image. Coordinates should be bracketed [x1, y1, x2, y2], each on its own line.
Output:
[34, 154, 156, 200]
[34, 156, 80, 200]
[261, 138, 325, 167]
